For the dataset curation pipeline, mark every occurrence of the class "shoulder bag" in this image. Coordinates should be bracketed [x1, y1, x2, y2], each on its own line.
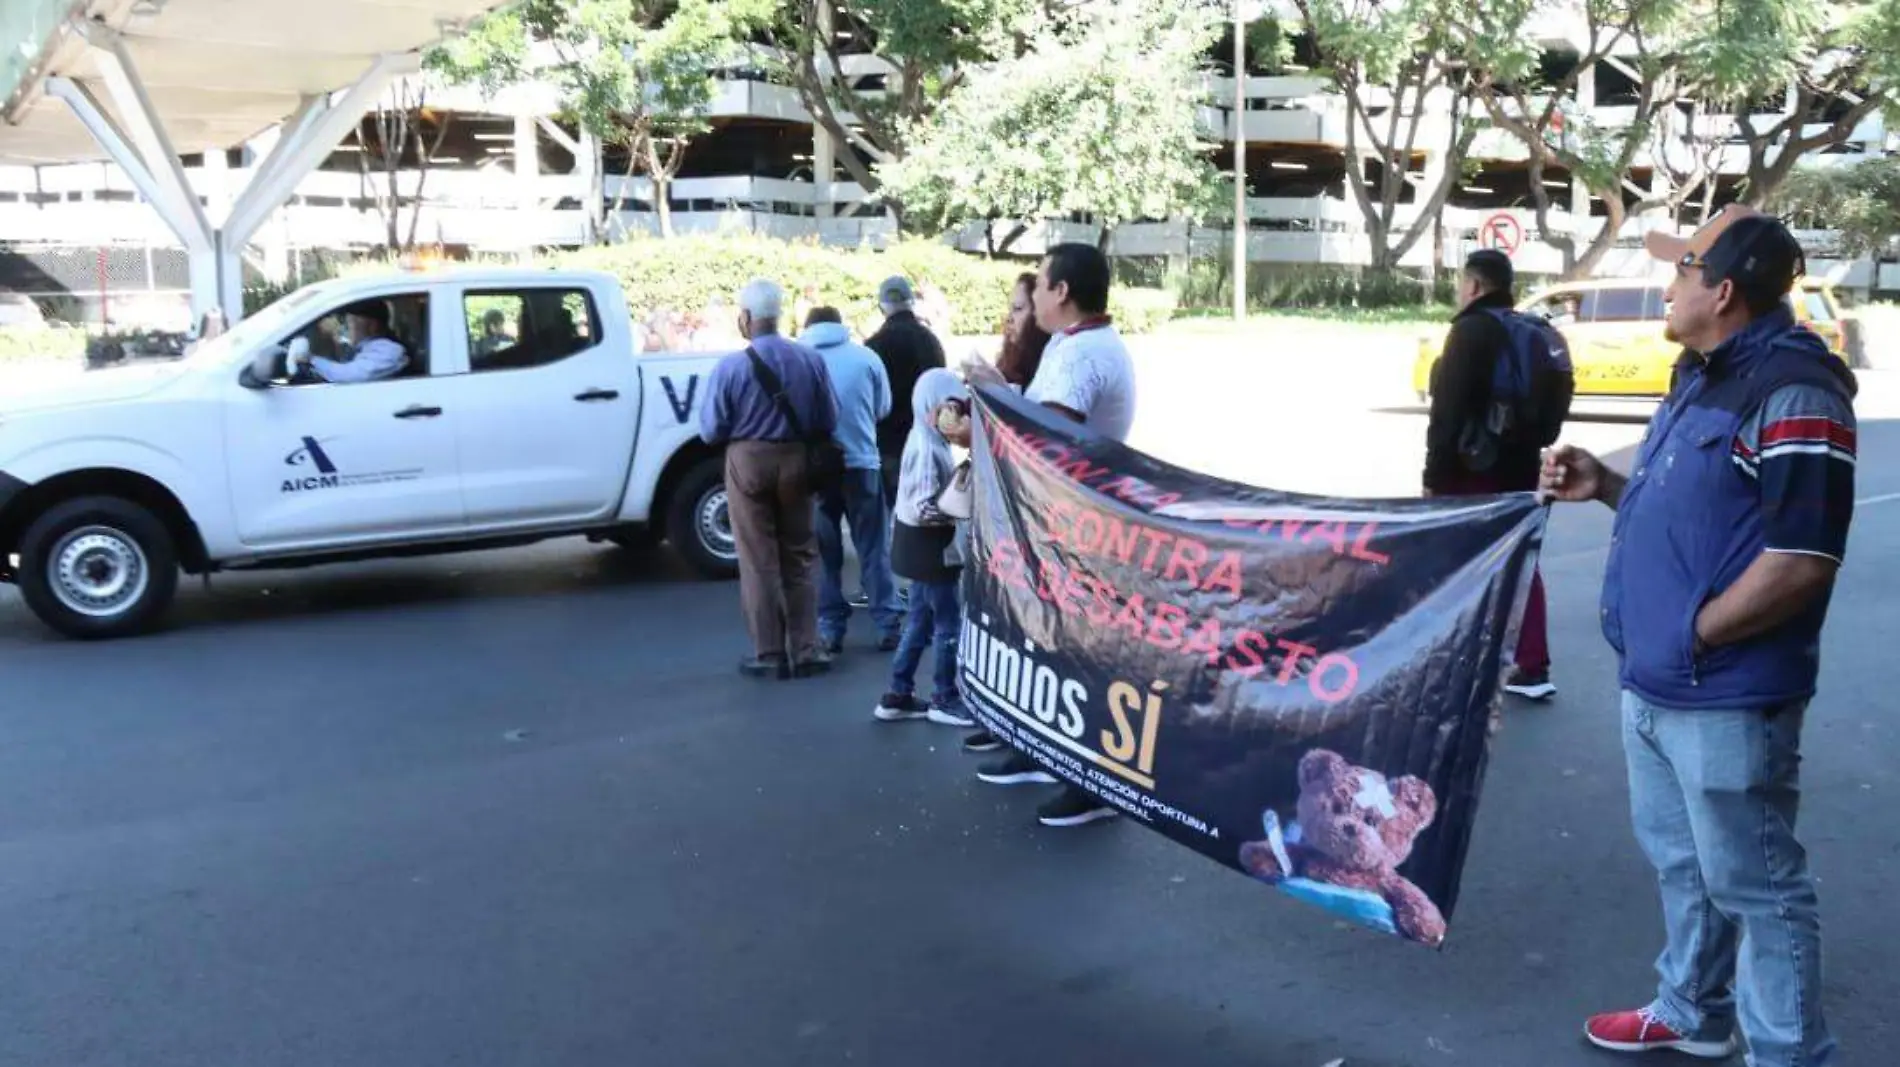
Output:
[745, 345, 844, 494]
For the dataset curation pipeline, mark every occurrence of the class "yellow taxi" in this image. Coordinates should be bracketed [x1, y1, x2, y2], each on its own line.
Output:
[1411, 277, 1848, 401]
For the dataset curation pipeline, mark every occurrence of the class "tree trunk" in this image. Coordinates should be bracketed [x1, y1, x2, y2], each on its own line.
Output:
[382, 147, 401, 253]
[405, 106, 451, 252]
[1525, 154, 1579, 276]
[1569, 195, 1626, 279]
[1741, 90, 1887, 209]
[1429, 201, 1445, 295]
[584, 132, 605, 245]
[786, 9, 893, 195]
[1696, 169, 1718, 225]
[646, 136, 693, 240]
[607, 150, 637, 239]
[655, 177, 674, 238]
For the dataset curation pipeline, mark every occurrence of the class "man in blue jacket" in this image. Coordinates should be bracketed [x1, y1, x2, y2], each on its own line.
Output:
[799, 307, 902, 653]
[1542, 206, 1856, 1066]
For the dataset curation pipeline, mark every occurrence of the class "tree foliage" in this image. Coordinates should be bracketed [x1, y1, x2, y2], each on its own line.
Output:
[1697, 0, 1900, 207]
[1776, 156, 1900, 258]
[760, 0, 1038, 195]
[1239, 16, 1295, 75]
[1295, 0, 1517, 276]
[1453, 0, 1900, 277]
[875, 0, 1228, 251]
[1455, 0, 1708, 277]
[429, 0, 773, 238]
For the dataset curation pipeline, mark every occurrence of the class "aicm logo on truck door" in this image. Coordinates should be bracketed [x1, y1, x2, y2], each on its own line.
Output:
[283, 436, 422, 494]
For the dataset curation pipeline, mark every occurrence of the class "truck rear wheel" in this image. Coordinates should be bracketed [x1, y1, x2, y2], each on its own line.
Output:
[665, 456, 739, 580]
[17, 495, 179, 640]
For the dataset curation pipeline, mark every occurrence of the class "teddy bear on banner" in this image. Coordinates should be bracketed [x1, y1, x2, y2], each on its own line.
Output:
[1237, 749, 1448, 946]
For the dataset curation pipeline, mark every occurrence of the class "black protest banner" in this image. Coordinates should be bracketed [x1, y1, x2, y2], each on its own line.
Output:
[957, 385, 1547, 948]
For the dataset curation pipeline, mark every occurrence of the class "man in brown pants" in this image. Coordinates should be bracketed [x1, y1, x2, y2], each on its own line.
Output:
[698, 279, 840, 679]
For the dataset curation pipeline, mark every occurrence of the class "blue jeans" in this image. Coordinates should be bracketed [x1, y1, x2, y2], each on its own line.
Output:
[888, 578, 960, 706]
[814, 468, 902, 642]
[1621, 690, 1836, 1067]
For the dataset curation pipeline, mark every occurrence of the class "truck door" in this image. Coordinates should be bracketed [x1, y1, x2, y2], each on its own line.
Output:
[225, 288, 468, 550]
[446, 284, 644, 528]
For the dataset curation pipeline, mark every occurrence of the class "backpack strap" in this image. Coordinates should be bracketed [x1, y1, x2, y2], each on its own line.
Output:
[744, 345, 811, 443]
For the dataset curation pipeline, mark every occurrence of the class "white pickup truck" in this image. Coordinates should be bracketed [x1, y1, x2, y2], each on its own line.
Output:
[0, 266, 737, 639]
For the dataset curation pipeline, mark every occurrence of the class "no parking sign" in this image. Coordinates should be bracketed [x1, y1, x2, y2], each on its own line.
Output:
[1477, 213, 1524, 256]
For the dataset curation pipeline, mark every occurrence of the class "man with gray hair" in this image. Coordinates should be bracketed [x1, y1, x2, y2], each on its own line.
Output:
[699, 278, 840, 679]
[865, 275, 946, 506]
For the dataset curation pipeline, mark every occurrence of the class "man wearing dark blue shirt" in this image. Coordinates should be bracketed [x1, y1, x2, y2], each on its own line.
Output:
[1542, 206, 1855, 1066]
[700, 279, 840, 679]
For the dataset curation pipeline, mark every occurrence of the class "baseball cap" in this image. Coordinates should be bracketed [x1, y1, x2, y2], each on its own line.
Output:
[877, 275, 915, 306]
[343, 298, 391, 327]
[1644, 204, 1805, 301]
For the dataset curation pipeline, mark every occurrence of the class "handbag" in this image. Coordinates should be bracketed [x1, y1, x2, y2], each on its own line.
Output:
[744, 345, 844, 494]
[934, 458, 973, 520]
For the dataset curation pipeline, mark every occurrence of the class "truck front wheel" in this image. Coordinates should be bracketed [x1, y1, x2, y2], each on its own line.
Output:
[664, 457, 739, 580]
[17, 496, 179, 639]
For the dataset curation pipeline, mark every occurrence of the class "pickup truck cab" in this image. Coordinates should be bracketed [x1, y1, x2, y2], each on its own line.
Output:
[0, 266, 737, 639]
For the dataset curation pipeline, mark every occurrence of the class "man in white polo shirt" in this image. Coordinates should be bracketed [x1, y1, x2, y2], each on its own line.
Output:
[972, 242, 1136, 828]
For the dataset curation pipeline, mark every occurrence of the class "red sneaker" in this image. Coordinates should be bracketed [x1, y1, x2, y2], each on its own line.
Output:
[1583, 1006, 1737, 1059]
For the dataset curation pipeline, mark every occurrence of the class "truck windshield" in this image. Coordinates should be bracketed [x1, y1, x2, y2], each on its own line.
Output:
[178, 283, 340, 368]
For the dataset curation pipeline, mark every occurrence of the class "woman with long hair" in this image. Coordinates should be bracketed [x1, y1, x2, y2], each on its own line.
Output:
[994, 272, 1051, 389]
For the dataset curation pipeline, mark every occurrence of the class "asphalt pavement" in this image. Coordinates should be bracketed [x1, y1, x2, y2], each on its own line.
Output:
[3, 345, 1898, 1067]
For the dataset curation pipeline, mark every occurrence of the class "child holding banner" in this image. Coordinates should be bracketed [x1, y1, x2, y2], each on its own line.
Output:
[874, 369, 977, 728]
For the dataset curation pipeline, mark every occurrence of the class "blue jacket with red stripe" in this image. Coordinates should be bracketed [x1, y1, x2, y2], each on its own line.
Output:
[1601, 306, 1858, 710]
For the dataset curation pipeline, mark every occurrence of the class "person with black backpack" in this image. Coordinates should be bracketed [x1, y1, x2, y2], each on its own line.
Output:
[1424, 249, 1574, 702]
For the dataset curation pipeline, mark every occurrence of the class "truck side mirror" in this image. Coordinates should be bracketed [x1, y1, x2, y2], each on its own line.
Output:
[243, 337, 306, 389]
[241, 347, 278, 390]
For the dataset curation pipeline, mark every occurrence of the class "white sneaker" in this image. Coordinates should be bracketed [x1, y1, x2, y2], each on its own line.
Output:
[1504, 672, 1556, 701]
[873, 693, 930, 722]
[927, 705, 975, 728]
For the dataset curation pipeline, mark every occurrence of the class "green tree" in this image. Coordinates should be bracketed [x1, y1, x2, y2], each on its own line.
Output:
[762, 0, 1038, 198]
[1459, 0, 1707, 278]
[1458, 0, 1900, 278]
[361, 80, 456, 253]
[1693, 0, 1900, 207]
[429, 0, 774, 239]
[874, 0, 1228, 252]
[1776, 156, 1900, 259]
[1294, 0, 1529, 280]
[1240, 15, 1294, 75]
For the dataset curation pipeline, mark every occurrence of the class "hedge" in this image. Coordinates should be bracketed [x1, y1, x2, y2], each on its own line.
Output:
[0, 325, 88, 363]
[555, 234, 1177, 336]
[271, 237, 1178, 339]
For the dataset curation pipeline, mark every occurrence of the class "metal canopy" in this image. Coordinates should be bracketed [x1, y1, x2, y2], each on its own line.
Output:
[1, 0, 506, 163]
[0, 0, 514, 322]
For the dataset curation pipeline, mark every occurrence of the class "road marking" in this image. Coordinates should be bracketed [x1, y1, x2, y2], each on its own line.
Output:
[1858, 492, 1900, 506]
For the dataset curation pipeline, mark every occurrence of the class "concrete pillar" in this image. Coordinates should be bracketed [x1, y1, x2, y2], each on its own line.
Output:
[514, 110, 537, 261]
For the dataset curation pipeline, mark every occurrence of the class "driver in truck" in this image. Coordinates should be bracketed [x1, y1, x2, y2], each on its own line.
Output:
[292, 299, 409, 384]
